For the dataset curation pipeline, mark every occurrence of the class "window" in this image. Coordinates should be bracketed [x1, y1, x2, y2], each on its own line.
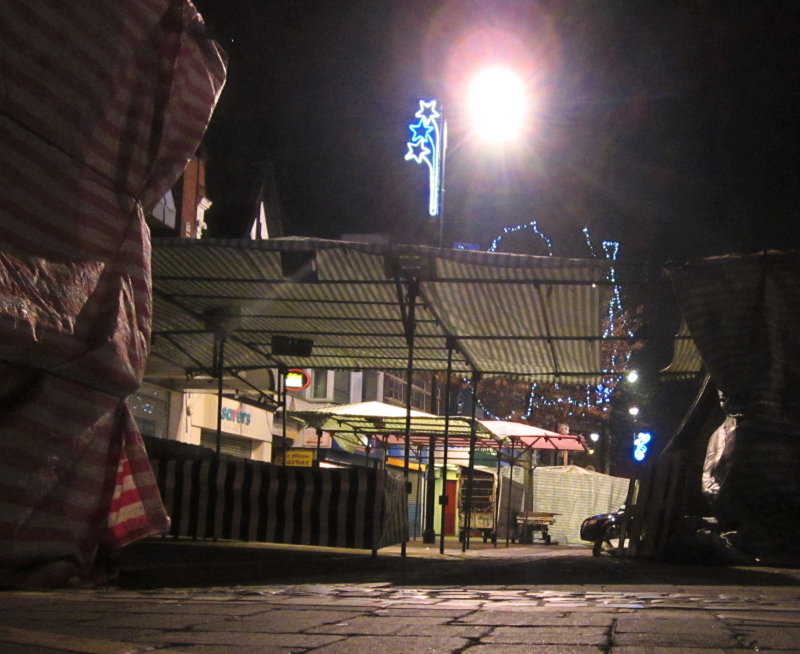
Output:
[383, 373, 405, 405]
[382, 373, 433, 412]
[150, 191, 177, 229]
[333, 371, 351, 404]
[309, 369, 333, 401]
[127, 386, 170, 439]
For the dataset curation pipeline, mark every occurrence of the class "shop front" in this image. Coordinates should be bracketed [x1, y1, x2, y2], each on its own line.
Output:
[184, 392, 273, 462]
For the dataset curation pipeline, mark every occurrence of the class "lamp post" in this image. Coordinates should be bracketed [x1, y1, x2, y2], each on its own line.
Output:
[404, 67, 528, 545]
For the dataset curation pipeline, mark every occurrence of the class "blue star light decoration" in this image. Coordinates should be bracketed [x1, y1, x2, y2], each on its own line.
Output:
[405, 99, 444, 217]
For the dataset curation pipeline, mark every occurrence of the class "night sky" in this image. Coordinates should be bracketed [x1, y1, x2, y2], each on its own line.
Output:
[194, 0, 799, 266]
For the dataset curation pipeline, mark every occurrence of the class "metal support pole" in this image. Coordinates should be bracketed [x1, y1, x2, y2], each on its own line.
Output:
[401, 279, 419, 557]
[462, 370, 480, 552]
[280, 366, 287, 466]
[438, 337, 455, 554]
[505, 439, 516, 546]
[213, 332, 226, 457]
[422, 372, 438, 544]
[493, 447, 502, 547]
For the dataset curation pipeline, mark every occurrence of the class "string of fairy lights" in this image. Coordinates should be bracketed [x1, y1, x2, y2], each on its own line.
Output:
[470, 221, 632, 421]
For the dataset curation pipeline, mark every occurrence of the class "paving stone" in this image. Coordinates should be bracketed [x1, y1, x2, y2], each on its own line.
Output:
[373, 608, 470, 617]
[192, 609, 365, 633]
[80, 612, 223, 630]
[393, 624, 489, 638]
[718, 611, 800, 624]
[305, 634, 470, 653]
[0, 643, 62, 654]
[614, 616, 730, 633]
[462, 645, 603, 653]
[457, 611, 615, 627]
[735, 626, 800, 650]
[612, 631, 740, 648]
[485, 626, 609, 645]
[162, 630, 343, 648]
[158, 645, 295, 654]
[308, 615, 453, 635]
[0, 626, 152, 654]
[11, 624, 169, 643]
[611, 648, 731, 653]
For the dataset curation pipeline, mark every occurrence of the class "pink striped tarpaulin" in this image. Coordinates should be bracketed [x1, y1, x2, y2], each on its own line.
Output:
[0, 0, 226, 587]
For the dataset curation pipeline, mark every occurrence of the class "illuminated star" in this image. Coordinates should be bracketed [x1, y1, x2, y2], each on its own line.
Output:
[415, 99, 441, 123]
[408, 118, 433, 143]
[404, 138, 431, 164]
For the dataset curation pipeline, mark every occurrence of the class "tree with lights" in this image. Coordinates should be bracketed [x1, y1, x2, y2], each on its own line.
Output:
[471, 222, 643, 441]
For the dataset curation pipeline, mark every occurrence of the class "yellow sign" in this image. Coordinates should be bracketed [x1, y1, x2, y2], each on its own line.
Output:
[285, 449, 314, 467]
[386, 456, 425, 471]
[286, 368, 310, 391]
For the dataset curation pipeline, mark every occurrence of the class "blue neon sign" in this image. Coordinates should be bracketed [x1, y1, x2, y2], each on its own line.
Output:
[405, 99, 445, 217]
[632, 431, 651, 462]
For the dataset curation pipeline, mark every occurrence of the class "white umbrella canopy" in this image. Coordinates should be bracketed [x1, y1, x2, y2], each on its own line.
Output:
[288, 401, 498, 450]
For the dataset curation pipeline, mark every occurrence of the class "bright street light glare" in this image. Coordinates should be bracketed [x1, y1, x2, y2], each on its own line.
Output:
[468, 67, 526, 143]
[627, 370, 639, 383]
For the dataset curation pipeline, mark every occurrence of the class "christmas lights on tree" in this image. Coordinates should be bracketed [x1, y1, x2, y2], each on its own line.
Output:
[469, 223, 636, 423]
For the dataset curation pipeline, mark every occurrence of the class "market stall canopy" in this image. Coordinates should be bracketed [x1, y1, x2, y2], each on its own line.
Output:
[660, 320, 704, 380]
[150, 237, 635, 385]
[289, 402, 585, 451]
[288, 400, 496, 449]
[478, 420, 587, 452]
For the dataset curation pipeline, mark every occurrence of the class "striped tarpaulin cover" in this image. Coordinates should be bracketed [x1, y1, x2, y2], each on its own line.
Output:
[668, 251, 800, 433]
[668, 251, 800, 560]
[151, 457, 408, 551]
[0, 1, 225, 587]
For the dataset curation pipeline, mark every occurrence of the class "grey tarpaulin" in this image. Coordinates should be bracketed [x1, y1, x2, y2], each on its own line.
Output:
[667, 250, 800, 561]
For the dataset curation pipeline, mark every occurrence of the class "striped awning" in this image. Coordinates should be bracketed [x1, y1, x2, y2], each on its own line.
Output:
[667, 250, 800, 429]
[150, 237, 631, 385]
[660, 320, 705, 380]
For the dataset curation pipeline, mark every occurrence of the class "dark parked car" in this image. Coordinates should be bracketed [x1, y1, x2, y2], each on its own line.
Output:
[580, 506, 625, 556]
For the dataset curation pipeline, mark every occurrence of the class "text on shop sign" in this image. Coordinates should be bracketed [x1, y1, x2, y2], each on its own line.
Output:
[221, 407, 251, 425]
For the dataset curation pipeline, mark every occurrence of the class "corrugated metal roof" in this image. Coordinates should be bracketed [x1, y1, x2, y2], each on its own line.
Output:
[150, 237, 637, 385]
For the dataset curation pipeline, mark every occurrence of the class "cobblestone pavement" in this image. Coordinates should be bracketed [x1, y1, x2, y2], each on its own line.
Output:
[2, 540, 800, 653]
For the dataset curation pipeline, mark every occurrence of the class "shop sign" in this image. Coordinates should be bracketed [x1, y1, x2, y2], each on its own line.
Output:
[285, 449, 314, 467]
[285, 368, 310, 391]
[221, 406, 251, 425]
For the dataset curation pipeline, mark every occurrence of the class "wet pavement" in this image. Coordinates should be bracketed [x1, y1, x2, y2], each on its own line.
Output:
[2, 538, 800, 652]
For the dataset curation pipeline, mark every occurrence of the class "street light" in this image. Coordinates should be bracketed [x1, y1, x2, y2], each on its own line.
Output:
[467, 66, 527, 144]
